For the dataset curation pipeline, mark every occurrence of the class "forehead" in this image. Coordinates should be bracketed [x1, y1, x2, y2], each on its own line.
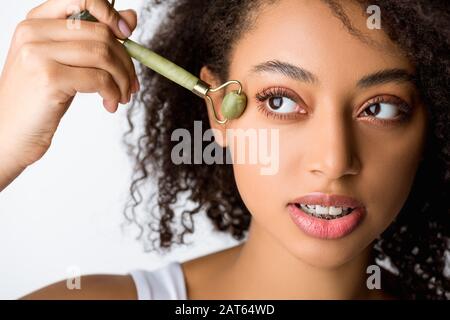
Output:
[230, 0, 414, 84]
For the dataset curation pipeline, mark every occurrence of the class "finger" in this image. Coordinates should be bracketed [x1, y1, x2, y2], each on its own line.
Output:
[27, 40, 132, 104]
[117, 9, 137, 32]
[13, 19, 137, 93]
[118, 9, 138, 91]
[57, 63, 121, 113]
[26, 0, 134, 39]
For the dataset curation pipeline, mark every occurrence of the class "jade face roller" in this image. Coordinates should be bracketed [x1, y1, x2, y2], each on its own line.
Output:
[68, 0, 247, 125]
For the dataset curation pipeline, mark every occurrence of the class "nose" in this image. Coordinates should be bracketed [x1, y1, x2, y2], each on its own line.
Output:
[306, 106, 360, 180]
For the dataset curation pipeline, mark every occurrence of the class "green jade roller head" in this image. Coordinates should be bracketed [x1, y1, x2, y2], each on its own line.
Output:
[69, 2, 247, 125]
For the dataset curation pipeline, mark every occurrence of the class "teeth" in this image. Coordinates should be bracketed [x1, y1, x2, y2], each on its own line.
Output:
[301, 205, 315, 214]
[329, 206, 342, 216]
[315, 205, 328, 215]
[298, 204, 353, 218]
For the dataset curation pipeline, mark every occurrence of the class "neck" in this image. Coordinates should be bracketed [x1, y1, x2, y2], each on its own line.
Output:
[223, 219, 377, 299]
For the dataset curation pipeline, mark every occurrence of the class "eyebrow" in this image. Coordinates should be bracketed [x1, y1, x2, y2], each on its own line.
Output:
[250, 60, 318, 84]
[356, 68, 418, 88]
[250, 60, 417, 88]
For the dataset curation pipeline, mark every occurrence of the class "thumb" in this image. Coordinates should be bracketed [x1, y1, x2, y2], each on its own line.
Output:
[118, 9, 137, 34]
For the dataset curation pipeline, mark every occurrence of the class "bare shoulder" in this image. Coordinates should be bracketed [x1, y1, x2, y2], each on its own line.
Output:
[182, 244, 243, 279]
[181, 244, 243, 299]
[20, 274, 137, 300]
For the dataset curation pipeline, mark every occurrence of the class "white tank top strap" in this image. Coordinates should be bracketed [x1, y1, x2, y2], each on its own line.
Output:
[128, 261, 187, 300]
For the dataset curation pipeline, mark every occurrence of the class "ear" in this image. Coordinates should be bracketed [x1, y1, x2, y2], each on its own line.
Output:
[200, 66, 228, 148]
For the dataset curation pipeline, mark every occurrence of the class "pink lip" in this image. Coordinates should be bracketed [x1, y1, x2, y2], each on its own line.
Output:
[287, 193, 366, 239]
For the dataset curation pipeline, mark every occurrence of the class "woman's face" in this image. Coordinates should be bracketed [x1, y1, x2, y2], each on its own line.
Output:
[203, 0, 428, 268]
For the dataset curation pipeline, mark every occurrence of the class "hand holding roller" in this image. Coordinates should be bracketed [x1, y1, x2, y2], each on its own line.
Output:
[69, 0, 247, 125]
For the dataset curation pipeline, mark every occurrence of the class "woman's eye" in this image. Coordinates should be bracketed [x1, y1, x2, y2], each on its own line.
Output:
[266, 96, 298, 113]
[255, 87, 306, 121]
[358, 96, 413, 125]
[361, 102, 402, 119]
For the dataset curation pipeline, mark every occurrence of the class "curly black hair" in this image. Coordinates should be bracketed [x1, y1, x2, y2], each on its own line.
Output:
[123, 0, 450, 299]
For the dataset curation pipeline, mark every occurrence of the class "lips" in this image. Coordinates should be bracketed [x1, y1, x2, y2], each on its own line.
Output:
[287, 192, 366, 239]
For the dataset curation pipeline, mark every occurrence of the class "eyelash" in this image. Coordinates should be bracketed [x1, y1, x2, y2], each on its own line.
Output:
[255, 87, 413, 125]
[255, 87, 303, 121]
[359, 95, 412, 126]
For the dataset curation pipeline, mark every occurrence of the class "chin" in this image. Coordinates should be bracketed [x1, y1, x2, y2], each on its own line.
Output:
[284, 231, 373, 269]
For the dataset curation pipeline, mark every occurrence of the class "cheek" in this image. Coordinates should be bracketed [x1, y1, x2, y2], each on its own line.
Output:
[230, 141, 286, 217]
[226, 117, 289, 218]
[232, 164, 274, 216]
[363, 142, 422, 219]
[355, 124, 427, 235]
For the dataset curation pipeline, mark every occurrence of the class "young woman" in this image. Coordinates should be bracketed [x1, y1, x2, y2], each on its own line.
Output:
[0, 0, 448, 299]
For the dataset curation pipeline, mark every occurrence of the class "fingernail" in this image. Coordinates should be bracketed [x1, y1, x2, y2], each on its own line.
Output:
[118, 19, 131, 38]
[103, 100, 118, 113]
